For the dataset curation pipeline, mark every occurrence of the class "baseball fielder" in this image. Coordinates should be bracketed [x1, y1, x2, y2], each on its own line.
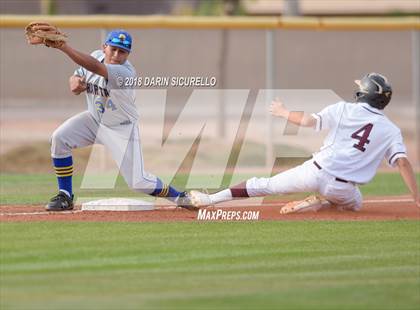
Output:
[190, 73, 420, 213]
[40, 29, 196, 211]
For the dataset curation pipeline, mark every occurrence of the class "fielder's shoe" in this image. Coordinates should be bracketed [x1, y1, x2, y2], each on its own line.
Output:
[46, 192, 74, 211]
[190, 190, 213, 208]
[175, 192, 199, 211]
[280, 195, 323, 214]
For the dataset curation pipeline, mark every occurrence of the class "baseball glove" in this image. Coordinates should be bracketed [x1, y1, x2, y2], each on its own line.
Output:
[25, 21, 67, 48]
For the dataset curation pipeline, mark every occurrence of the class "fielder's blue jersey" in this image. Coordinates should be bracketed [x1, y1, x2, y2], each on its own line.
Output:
[74, 50, 138, 127]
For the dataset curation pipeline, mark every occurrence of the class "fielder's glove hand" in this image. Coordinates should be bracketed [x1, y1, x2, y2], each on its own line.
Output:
[25, 21, 67, 48]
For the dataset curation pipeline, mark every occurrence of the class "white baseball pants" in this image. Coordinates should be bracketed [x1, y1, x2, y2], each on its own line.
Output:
[50, 111, 158, 194]
[246, 159, 363, 211]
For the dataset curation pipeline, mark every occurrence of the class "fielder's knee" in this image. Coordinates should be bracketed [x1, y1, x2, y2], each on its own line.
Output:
[50, 128, 72, 158]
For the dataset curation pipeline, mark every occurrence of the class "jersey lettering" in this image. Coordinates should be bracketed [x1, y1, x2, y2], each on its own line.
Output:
[86, 83, 110, 97]
[95, 100, 105, 113]
[106, 99, 117, 111]
[351, 123, 373, 152]
[95, 99, 117, 114]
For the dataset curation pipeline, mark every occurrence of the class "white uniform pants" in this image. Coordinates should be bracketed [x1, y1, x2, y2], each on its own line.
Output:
[246, 159, 362, 211]
[50, 111, 157, 194]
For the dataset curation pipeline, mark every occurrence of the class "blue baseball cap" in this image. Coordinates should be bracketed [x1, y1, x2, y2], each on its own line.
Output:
[104, 30, 132, 52]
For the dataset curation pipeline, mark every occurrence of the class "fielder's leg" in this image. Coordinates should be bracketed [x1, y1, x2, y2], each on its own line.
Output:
[99, 124, 197, 210]
[47, 111, 98, 211]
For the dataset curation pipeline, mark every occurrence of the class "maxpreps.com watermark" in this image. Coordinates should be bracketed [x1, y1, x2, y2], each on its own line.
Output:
[118, 76, 217, 88]
[197, 209, 260, 221]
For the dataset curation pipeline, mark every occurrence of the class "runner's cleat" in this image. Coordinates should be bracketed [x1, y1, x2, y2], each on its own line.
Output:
[190, 190, 213, 208]
[280, 195, 324, 214]
[176, 192, 200, 211]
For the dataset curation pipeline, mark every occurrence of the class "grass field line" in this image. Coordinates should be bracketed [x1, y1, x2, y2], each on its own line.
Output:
[121, 276, 420, 301]
[2, 249, 417, 273]
[2, 270, 418, 303]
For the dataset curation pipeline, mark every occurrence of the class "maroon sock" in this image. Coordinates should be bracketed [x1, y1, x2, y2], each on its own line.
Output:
[229, 181, 249, 198]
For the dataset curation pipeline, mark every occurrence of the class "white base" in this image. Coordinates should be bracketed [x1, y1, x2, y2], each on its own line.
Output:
[81, 198, 155, 211]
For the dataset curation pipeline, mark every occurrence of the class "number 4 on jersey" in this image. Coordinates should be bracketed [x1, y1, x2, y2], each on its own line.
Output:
[351, 123, 373, 152]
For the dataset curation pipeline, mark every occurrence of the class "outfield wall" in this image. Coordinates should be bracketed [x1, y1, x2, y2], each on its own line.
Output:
[1, 16, 418, 169]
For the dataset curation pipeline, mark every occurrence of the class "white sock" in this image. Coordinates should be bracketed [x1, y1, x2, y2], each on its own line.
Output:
[210, 189, 233, 204]
[59, 189, 71, 198]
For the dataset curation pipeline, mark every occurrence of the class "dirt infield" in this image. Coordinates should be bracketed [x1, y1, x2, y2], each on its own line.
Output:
[1, 197, 419, 222]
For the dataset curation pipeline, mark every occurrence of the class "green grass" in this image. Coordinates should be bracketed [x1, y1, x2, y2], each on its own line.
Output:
[1, 173, 418, 205]
[0, 174, 258, 205]
[1, 221, 419, 310]
[1, 173, 419, 309]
